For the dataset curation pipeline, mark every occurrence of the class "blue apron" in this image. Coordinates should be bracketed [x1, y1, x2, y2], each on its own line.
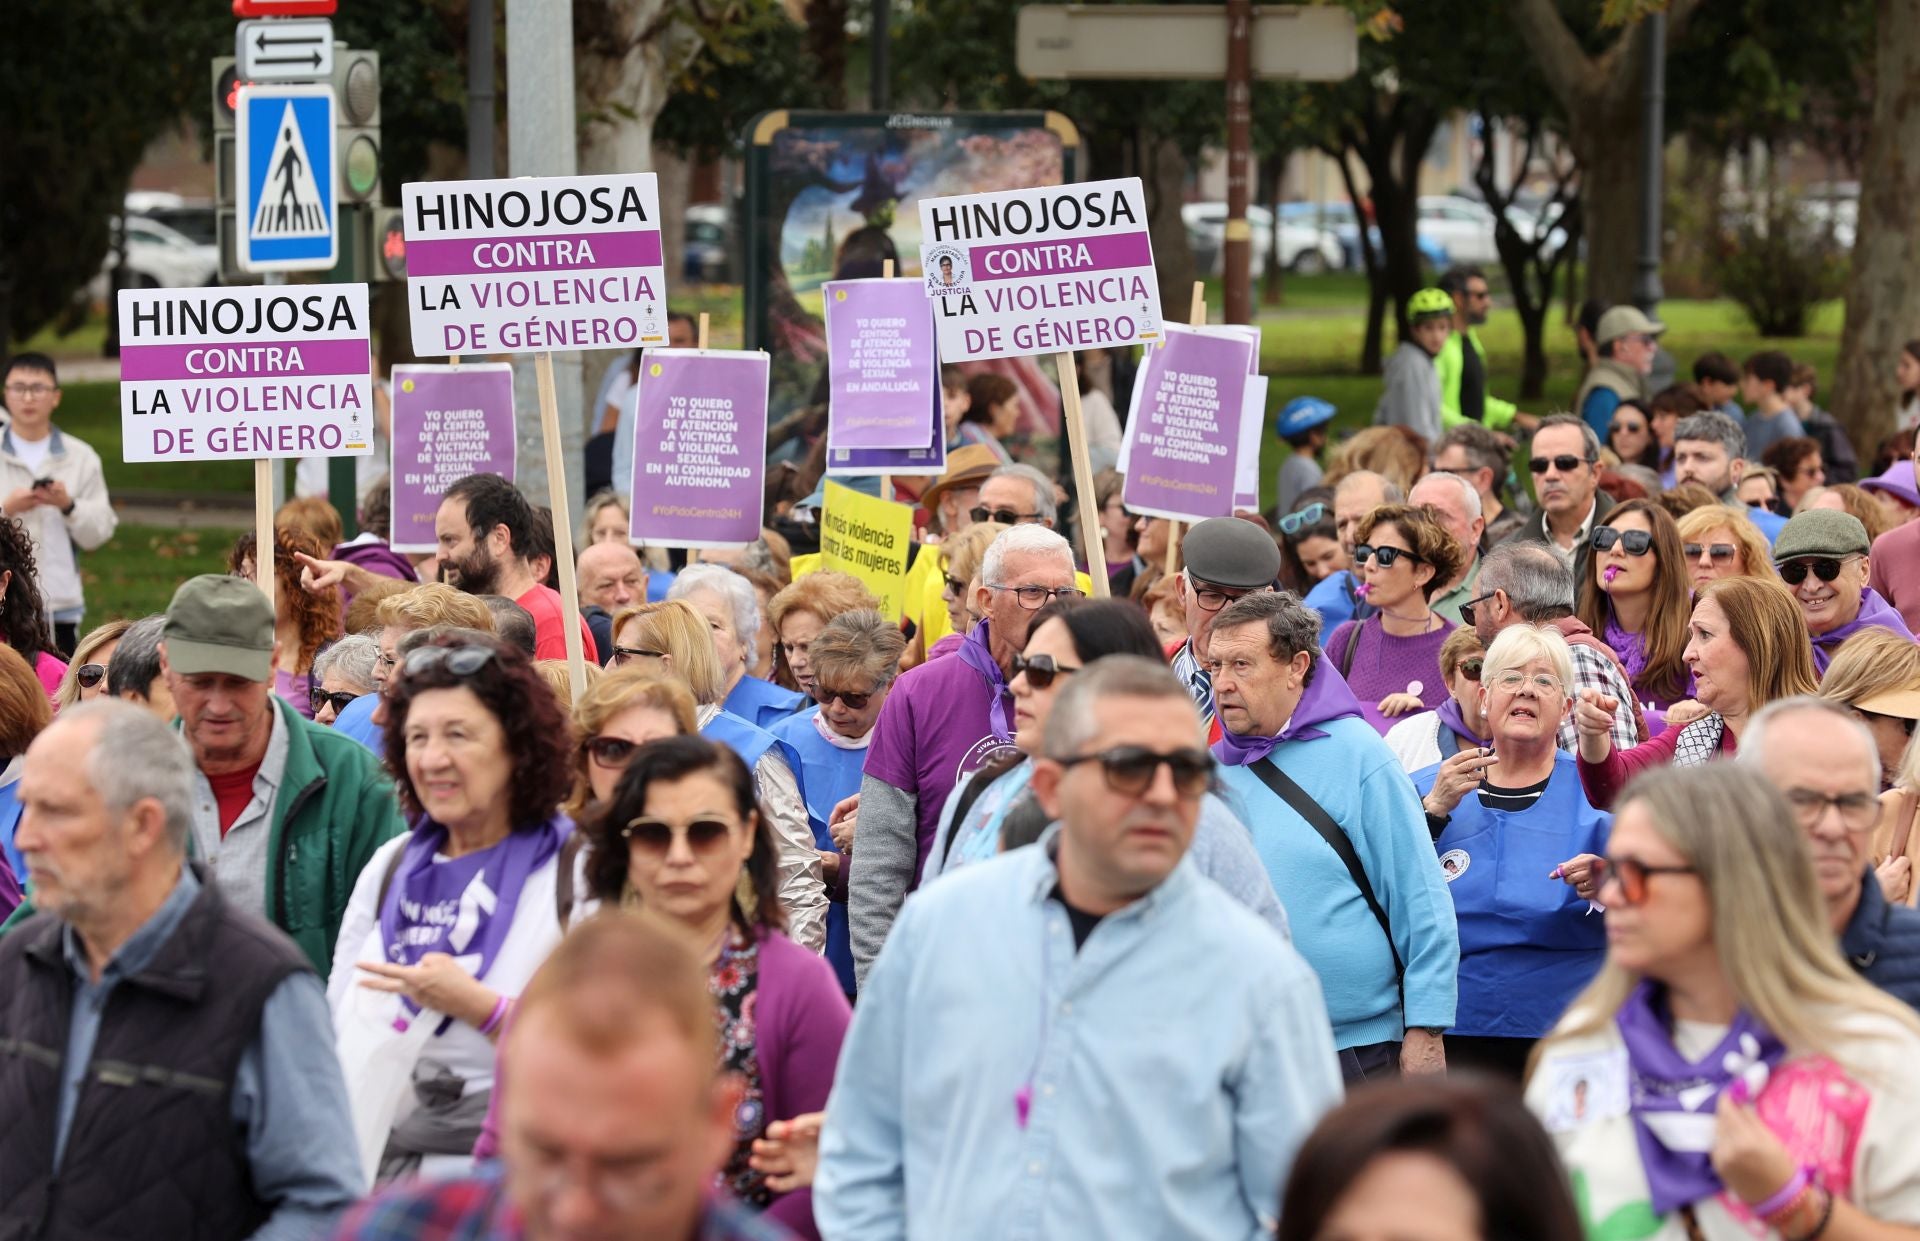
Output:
[770, 710, 862, 995]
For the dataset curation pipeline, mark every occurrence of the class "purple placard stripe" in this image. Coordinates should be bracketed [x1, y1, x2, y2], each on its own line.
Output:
[406, 229, 664, 277]
[120, 339, 370, 382]
[967, 231, 1153, 283]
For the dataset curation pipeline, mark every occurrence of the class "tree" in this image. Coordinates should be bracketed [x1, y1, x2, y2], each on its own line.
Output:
[1831, 0, 1920, 450]
[1474, 116, 1582, 399]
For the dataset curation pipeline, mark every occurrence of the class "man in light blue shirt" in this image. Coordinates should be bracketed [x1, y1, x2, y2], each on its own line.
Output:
[817, 657, 1341, 1241]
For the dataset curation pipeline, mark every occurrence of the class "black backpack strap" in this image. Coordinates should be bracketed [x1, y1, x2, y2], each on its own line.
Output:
[1250, 757, 1405, 989]
[1338, 619, 1365, 680]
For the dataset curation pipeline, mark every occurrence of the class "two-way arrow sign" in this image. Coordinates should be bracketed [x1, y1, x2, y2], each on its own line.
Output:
[236, 18, 333, 82]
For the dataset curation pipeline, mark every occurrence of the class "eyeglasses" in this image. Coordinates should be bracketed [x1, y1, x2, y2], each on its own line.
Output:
[75, 662, 107, 690]
[1591, 527, 1653, 556]
[2, 383, 56, 398]
[400, 643, 497, 679]
[584, 736, 645, 770]
[1529, 454, 1591, 475]
[813, 684, 876, 711]
[1600, 856, 1699, 906]
[1188, 580, 1265, 612]
[1610, 420, 1647, 437]
[1278, 502, 1328, 536]
[1353, 544, 1424, 570]
[1053, 745, 1214, 798]
[620, 815, 739, 858]
[1459, 590, 1498, 627]
[611, 645, 666, 666]
[1489, 670, 1565, 696]
[1746, 497, 1774, 510]
[1783, 787, 1884, 830]
[943, 573, 970, 597]
[1777, 556, 1854, 586]
[1684, 543, 1737, 563]
[1011, 653, 1078, 690]
[988, 582, 1085, 610]
[310, 688, 361, 716]
[1457, 657, 1484, 682]
[971, 506, 1045, 526]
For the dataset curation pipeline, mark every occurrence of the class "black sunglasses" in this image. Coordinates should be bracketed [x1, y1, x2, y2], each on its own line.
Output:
[400, 643, 497, 679]
[970, 506, 1044, 526]
[1459, 590, 1498, 628]
[310, 688, 361, 716]
[611, 645, 666, 665]
[1591, 527, 1653, 555]
[813, 684, 875, 711]
[1011, 653, 1078, 690]
[1458, 657, 1484, 682]
[620, 815, 738, 857]
[944, 573, 970, 597]
[1353, 544, 1424, 570]
[75, 662, 107, 690]
[1055, 745, 1214, 798]
[1278, 502, 1328, 536]
[1684, 542, 1737, 563]
[1777, 556, 1851, 586]
[584, 735, 644, 770]
[1529, 454, 1591, 474]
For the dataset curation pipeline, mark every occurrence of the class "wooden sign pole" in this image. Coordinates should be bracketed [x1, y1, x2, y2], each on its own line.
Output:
[254, 459, 275, 613]
[535, 351, 588, 700]
[1056, 350, 1110, 598]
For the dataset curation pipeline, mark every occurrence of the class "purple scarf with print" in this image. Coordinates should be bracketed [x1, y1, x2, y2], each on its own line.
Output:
[955, 619, 1015, 742]
[377, 813, 567, 1029]
[1616, 980, 1785, 1215]
[1212, 661, 1366, 766]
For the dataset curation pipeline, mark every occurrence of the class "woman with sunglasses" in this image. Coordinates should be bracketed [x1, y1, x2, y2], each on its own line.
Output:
[1277, 494, 1349, 596]
[1763, 435, 1827, 512]
[1607, 400, 1663, 471]
[766, 570, 878, 696]
[1527, 765, 1920, 1241]
[1675, 505, 1774, 588]
[771, 611, 905, 997]
[1384, 627, 1489, 774]
[1324, 503, 1465, 735]
[609, 600, 830, 953]
[579, 735, 850, 1235]
[1576, 576, 1820, 809]
[328, 634, 577, 1181]
[1413, 625, 1610, 1080]
[51, 617, 128, 710]
[308, 633, 379, 726]
[1772, 509, 1917, 674]
[1818, 629, 1920, 793]
[1578, 499, 1695, 724]
[919, 598, 1289, 933]
[571, 668, 699, 810]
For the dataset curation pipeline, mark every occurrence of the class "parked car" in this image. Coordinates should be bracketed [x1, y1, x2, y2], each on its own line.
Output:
[1277, 201, 1451, 272]
[1183, 202, 1344, 277]
[684, 203, 732, 283]
[1416, 195, 1502, 265]
[94, 212, 220, 293]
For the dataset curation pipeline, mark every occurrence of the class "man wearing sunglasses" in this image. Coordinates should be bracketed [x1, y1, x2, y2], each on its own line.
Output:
[1511, 415, 1614, 588]
[851, 526, 1080, 986]
[1773, 509, 1915, 674]
[1168, 517, 1282, 738]
[819, 658, 1341, 1240]
[1205, 591, 1458, 1082]
[1742, 699, 1920, 1009]
[1670, 409, 1787, 543]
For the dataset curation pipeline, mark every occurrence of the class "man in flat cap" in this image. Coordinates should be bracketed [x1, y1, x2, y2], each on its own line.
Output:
[1773, 509, 1916, 674]
[1168, 517, 1282, 739]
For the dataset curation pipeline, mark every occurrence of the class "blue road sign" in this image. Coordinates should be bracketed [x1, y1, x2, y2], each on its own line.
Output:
[236, 83, 337, 271]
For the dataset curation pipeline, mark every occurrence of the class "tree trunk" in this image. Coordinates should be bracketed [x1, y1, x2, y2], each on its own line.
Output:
[1333, 148, 1387, 373]
[573, 0, 703, 177]
[1258, 151, 1285, 306]
[1574, 121, 1645, 306]
[1832, 0, 1920, 451]
[806, 0, 848, 110]
[1134, 131, 1197, 325]
[655, 147, 691, 294]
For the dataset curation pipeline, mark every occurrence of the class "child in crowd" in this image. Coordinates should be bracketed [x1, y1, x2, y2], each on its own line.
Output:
[1739, 350, 1807, 458]
[1692, 351, 1743, 421]
[1785, 362, 1859, 483]
[1374, 288, 1452, 444]
[1274, 396, 1338, 516]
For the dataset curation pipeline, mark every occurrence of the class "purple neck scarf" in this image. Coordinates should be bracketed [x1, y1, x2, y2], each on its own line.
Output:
[1604, 613, 1649, 685]
[1213, 662, 1366, 766]
[377, 813, 567, 1030]
[1812, 588, 1917, 673]
[1434, 697, 1485, 746]
[956, 619, 1015, 742]
[1615, 980, 1785, 1215]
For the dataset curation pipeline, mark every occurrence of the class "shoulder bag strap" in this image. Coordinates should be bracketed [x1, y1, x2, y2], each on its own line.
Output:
[1250, 757, 1404, 988]
[1339, 619, 1365, 680]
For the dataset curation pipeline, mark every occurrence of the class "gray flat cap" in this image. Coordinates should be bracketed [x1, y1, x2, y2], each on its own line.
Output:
[1183, 517, 1282, 589]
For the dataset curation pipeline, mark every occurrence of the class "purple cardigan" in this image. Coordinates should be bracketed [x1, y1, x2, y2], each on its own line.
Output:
[472, 927, 848, 1237]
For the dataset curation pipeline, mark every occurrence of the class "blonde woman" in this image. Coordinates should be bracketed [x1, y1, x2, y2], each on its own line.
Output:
[936, 520, 1008, 649]
[1819, 628, 1920, 791]
[1674, 505, 1774, 589]
[1528, 765, 1920, 1239]
[52, 618, 130, 709]
[567, 667, 698, 815]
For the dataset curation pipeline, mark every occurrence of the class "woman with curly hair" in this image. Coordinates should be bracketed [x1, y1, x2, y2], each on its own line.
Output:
[230, 527, 342, 718]
[0, 515, 65, 698]
[1324, 503, 1465, 734]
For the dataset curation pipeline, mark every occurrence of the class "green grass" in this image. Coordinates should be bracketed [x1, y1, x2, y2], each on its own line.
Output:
[11, 316, 106, 358]
[80, 523, 247, 622]
[49, 381, 254, 496]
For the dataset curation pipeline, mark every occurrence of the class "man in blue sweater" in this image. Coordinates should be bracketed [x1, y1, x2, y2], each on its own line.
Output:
[1205, 590, 1459, 1081]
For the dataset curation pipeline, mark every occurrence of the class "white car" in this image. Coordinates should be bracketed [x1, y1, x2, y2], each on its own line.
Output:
[1416, 196, 1502, 265]
[100, 214, 220, 290]
[1183, 202, 1344, 277]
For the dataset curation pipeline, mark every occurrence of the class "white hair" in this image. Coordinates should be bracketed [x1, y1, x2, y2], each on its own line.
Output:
[1482, 623, 1575, 695]
[668, 563, 760, 641]
[1741, 696, 1881, 790]
[981, 523, 1074, 587]
[986, 463, 1059, 524]
[65, 699, 196, 854]
[312, 634, 380, 693]
[1412, 469, 1483, 521]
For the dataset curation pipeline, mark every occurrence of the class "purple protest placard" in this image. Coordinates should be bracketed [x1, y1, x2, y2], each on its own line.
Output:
[388, 364, 517, 552]
[824, 279, 938, 450]
[1120, 325, 1256, 523]
[629, 350, 769, 548]
[826, 378, 948, 478]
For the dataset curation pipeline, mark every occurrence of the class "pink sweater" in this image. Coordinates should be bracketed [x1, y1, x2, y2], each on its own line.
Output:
[33, 651, 65, 703]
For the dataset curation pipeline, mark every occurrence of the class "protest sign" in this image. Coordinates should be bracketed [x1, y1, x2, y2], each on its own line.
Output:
[388, 364, 516, 553]
[628, 349, 769, 549]
[818, 480, 914, 622]
[824, 279, 939, 451]
[826, 382, 947, 477]
[401, 173, 669, 358]
[1234, 375, 1269, 513]
[1120, 325, 1257, 523]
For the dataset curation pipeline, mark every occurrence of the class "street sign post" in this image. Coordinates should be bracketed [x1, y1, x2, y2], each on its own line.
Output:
[237, 18, 333, 81]
[235, 83, 338, 272]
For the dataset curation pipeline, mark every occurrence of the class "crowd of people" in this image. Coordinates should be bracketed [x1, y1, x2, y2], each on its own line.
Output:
[3, 286, 1920, 1241]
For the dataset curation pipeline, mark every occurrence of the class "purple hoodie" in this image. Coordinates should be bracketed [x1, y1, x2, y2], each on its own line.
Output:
[333, 537, 420, 585]
[1213, 658, 1368, 766]
[1813, 588, 1917, 674]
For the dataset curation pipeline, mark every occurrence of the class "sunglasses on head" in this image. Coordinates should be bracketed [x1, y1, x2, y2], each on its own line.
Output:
[310, 688, 361, 716]
[1529, 454, 1590, 475]
[400, 643, 497, 680]
[971, 506, 1043, 526]
[813, 684, 875, 711]
[1777, 556, 1852, 586]
[1601, 855, 1697, 906]
[1353, 544, 1424, 569]
[1278, 502, 1328, 536]
[1011, 652, 1077, 690]
[1054, 745, 1214, 798]
[1591, 527, 1653, 555]
[620, 815, 739, 858]
[75, 662, 106, 690]
[1684, 542, 1737, 563]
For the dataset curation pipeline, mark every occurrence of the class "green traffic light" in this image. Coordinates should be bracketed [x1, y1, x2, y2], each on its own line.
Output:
[345, 134, 379, 199]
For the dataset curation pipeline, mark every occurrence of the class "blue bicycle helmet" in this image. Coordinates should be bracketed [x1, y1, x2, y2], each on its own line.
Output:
[1275, 395, 1338, 439]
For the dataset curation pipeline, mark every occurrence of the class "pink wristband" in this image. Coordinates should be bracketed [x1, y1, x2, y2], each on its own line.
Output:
[1754, 1167, 1810, 1220]
[479, 995, 510, 1036]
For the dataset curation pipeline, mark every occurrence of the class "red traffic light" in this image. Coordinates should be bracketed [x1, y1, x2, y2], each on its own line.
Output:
[233, 0, 337, 15]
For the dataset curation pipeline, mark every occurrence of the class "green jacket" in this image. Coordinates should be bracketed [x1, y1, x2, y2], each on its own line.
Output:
[2, 697, 405, 974]
[1435, 329, 1519, 431]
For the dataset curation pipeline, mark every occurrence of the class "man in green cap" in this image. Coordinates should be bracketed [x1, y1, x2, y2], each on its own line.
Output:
[1772, 511, 1917, 675]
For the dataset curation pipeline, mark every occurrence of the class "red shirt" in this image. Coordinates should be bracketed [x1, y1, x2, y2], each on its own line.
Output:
[515, 583, 597, 663]
[207, 759, 263, 837]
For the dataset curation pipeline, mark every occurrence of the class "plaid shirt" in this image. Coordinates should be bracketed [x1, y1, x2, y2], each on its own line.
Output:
[1559, 639, 1641, 754]
[331, 1166, 795, 1241]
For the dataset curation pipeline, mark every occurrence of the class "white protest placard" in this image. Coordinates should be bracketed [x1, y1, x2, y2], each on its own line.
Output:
[117, 284, 373, 462]
[918, 176, 1164, 363]
[1235, 375, 1268, 512]
[401, 173, 670, 357]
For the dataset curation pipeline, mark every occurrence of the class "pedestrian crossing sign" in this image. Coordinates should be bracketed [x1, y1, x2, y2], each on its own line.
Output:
[236, 83, 337, 272]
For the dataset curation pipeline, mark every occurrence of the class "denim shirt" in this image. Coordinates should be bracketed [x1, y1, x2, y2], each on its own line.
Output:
[816, 830, 1341, 1241]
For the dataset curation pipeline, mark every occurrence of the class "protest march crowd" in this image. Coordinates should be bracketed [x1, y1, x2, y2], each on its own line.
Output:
[9, 232, 1920, 1241]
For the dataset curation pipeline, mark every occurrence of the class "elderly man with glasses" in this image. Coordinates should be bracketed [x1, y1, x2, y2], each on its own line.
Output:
[1772, 509, 1916, 673]
[1168, 517, 1283, 740]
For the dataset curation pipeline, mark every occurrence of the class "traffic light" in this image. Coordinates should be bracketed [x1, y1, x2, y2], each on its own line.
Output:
[332, 48, 380, 204]
[210, 57, 256, 210]
[373, 207, 407, 281]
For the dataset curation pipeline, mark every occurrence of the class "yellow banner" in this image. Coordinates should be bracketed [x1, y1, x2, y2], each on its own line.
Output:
[818, 480, 914, 622]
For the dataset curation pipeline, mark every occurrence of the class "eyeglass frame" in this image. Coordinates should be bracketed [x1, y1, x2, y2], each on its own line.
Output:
[1050, 744, 1215, 798]
[1600, 855, 1699, 906]
[310, 687, 363, 716]
[1683, 542, 1737, 563]
[1459, 590, 1499, 628]
[1183, 572, 1268, 613]
[1782, 786, 1884, 832]
[970, 505, 1047, 526]
[987, 582, 1085, 611]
